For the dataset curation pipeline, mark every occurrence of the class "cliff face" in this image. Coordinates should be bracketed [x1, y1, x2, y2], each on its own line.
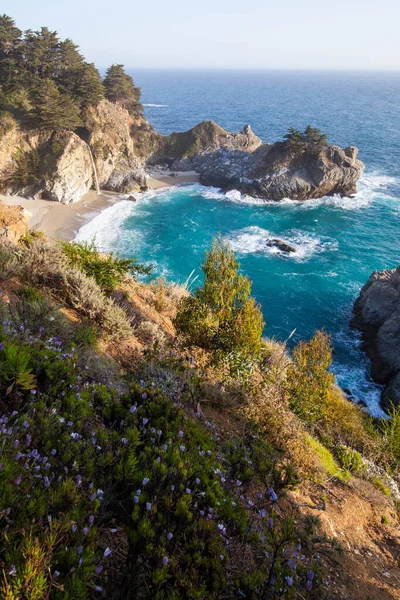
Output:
[0, 101, 152, 203]
[0, 106, 364, 204]
[352, 267, 400, 409]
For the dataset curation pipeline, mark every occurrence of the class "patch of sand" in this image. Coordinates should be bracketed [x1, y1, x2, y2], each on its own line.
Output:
[0, 171, 201, 241]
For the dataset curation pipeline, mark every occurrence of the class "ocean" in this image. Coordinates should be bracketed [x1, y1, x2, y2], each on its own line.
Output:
[76, 70, 400, 416]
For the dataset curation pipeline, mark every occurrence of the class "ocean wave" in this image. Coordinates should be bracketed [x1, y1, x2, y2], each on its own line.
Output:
[225, 226, 337, 260]
[74, 200, 136, 249]
[143, 103, 168, 107]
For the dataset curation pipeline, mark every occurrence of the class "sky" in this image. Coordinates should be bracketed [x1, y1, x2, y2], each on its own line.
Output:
[2, 0, 400, 71]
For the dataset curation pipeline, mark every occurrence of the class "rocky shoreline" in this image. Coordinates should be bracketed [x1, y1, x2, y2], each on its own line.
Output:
[0, 101, 365, 205]
[352, 267, 400, 410]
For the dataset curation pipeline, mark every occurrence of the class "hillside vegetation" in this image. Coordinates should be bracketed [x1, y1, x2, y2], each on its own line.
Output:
[1, 214, 400, 598]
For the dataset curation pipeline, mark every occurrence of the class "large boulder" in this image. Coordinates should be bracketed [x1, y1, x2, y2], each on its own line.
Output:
[42, 132, 93, 204]
[351, 267, 400, 409]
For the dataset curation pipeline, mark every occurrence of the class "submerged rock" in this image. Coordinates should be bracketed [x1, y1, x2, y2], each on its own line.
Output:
[351, 267, 400, 409]
[265, 238, 296, 253]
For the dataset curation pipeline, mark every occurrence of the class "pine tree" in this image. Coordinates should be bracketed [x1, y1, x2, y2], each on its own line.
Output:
[77, 63, 104, 107]
[103, 64, 142, 114]
[0, 14, 23, 93]
[57, 38, 85, 95]
[30, 79, 81, 131]
[23, 27, 60, 80]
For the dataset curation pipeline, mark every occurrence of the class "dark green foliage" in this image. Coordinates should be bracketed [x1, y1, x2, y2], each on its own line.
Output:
[0, 15, 23, 93]
[61, 239, 152, 293]
[77, 62, 105, 107]
[29, 78, 82, 131]
[103, 64, 143, 114]
[283, 125, 328, 155]
[174, 237, 264, 365]
[9, 148, 40, 187]
[0, 15, 104, 130]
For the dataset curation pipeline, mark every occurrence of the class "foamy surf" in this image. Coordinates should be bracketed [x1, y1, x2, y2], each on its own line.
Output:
[226, 226, 337, 260]
[143, 103, 168, 107]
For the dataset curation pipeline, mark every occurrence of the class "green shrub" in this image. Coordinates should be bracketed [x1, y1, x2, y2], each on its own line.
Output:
[305, 435, 346, 482]
[174, 237, 264, 364]
[0, 244, 21, 280]
[62, 239, 152, 293]
[371, 477, 391, 497]
[286, 331, 335, 423]
[336, 445, 365, 474]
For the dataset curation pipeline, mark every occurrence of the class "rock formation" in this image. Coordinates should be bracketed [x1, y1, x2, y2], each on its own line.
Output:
[166, 132, 364, 201]
[0, 106, 365, 204]
[0, 202, 30, 243]
[351, 267, 400, 409]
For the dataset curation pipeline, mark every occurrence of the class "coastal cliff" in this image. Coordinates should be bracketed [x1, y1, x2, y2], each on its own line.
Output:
[352, 267, 400, 409]
[1, 109, 364, 204]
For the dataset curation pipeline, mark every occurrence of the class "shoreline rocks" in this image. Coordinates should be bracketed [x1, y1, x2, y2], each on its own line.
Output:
[351, 267, 400, 409]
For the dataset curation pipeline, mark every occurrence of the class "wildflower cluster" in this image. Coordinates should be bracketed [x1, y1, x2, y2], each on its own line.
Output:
[0, 289, 326, 599]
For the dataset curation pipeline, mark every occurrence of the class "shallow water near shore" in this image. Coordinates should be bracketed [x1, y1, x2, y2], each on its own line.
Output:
[76, 71, 400, 417]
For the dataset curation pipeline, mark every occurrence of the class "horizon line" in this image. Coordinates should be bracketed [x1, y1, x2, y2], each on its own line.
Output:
[98, 66, 400, 74]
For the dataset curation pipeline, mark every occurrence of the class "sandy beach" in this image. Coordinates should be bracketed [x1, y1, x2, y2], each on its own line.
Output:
[0, 171, 200, 241]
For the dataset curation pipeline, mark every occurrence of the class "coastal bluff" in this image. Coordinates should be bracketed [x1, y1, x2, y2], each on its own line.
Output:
[352, 267, 400, 409]
[0, 103, 364, 204]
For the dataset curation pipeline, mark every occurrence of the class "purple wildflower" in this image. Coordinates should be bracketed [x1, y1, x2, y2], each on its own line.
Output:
[162, 556, 169, 566]
[167, 532, 173, 540]
[103, 548, 112, 558]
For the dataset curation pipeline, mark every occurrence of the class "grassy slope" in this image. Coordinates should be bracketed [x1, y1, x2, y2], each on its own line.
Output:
[0, 217, 399, 598]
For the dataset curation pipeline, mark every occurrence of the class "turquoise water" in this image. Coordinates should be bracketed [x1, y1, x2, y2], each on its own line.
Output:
[77, 71, 400, 416]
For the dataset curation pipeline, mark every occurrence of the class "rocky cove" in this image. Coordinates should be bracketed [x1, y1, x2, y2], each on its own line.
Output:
[0, 100, 365, 204]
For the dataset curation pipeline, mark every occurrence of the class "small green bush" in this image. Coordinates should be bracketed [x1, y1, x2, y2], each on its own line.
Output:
[336, 445, 365, 474]
[371, 477, 391, 497]
[286, 331, 335, 423]
[174, 238, 264, 365]
[62, 239, 152, 293]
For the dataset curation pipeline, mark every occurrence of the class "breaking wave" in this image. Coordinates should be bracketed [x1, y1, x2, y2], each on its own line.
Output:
[226, 226, 338, 260]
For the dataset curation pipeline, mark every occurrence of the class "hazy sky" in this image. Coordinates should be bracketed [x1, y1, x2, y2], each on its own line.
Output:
[3, 0, 400, 70]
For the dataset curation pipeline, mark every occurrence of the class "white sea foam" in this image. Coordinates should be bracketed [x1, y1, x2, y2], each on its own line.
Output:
[143, 103, 168, 107]
[74, 200, 136, 249]
[225, 226, 337, 260]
